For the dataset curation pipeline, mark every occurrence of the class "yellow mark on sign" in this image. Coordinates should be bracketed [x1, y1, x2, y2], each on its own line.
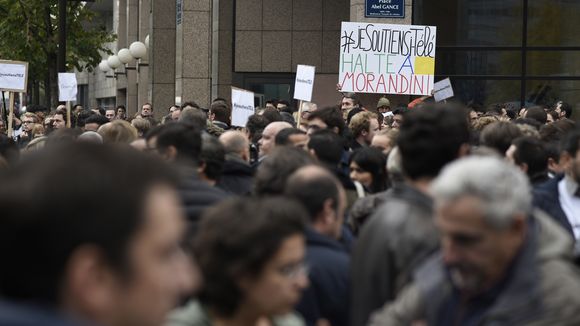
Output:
[414, 57, 435, 75]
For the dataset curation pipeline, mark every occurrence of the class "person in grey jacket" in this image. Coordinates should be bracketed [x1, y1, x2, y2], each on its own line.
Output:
[350, 104, 471, 326]
[370, 156, 580, 326]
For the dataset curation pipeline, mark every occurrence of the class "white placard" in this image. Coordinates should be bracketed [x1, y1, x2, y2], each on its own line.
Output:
[338, 22, 437, 95]
[231, 87, 255, 127]
[432, 78, 454, 102]
[58, 73, 78, 102]
[294, 65, 316, 102]
[0, 60, 28, 92]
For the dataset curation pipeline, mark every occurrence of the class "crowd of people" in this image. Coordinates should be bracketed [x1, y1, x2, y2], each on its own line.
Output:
[1, 90, 580, 326]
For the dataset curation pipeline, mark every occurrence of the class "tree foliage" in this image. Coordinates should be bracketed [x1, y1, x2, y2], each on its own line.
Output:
[0, 0, 116, 106]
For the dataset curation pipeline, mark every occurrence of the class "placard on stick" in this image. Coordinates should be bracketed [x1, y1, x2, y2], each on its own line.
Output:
[231, 87, 255, 127]
[58, 73, 78, 102]
[294, 65, 316, 102]
[338, 22, 437, 96]
[0, 60, 28, 93]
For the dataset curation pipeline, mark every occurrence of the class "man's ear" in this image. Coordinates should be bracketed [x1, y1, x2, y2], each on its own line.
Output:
[162, 146, 178, 162]
[62, 245, 117, 319]
[559, 151, 572, 172]
[457, 143, 471, 158]
[322, 198, 336, 225]
[520, 162, 529, 174]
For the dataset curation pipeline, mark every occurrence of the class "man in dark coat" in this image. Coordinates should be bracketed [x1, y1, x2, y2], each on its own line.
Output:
[350, 104, 471, 326]
[533, 130, 580, 250]
[217, 130, 254, 195]
[149, 123, 229, 235]
[285, 165, 350, 326]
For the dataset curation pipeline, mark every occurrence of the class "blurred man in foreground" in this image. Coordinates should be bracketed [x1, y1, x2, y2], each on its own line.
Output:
[370, 157, 580, 325]
[0, 143, 196, 326]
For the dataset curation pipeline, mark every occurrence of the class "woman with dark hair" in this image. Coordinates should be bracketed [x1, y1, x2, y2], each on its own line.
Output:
[167, 197, 309, 326]
[349, 147, 388, 194]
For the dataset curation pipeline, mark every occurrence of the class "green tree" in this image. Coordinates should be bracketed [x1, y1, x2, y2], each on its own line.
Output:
[0, 0, 116, 107]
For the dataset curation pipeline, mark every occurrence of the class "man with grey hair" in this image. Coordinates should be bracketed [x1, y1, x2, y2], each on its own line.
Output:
[217, 131, 254, 195]
[370, 156, 580, 325]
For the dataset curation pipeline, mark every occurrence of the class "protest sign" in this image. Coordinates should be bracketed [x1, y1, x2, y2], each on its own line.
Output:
[0, 60, 28, 92]
[338, 22, 437, 96]
[294, 65, 316, 102]
[433, 78, 454, 102]
[58, 73, 78, 102]
[231, 87, 255, 127]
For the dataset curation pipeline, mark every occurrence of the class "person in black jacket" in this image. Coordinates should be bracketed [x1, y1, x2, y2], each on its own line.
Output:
[350, 104, 471, 326]
[285, 165, 349, 326]
[148, 123, 229, 235]
[533, 129, 580, 249]
[217, 130, 254, 195]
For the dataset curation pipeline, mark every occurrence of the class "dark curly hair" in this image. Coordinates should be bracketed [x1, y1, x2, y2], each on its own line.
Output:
[398, 104, 470, 180]
[194, 197, 307, 317]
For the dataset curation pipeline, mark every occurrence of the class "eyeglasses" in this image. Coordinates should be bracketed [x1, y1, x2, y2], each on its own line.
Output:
[278, 261, 309, 279]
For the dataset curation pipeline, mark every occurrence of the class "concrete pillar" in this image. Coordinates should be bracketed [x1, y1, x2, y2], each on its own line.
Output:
[115, 0, 127, 108]
[176, 0, 212, 108]
[149, 0, 176, 119]
[214, 0, 234, 101]
[126, 0, 139, 116]
[138, 0, 151, 113]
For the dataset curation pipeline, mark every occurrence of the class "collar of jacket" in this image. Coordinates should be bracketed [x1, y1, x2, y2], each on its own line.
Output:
[414, 209, 572, 324]
[391, 182, 433, 210]
[305, 228, 348, 253]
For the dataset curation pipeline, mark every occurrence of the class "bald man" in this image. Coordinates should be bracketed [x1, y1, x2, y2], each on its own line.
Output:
[258, 121, 293, 159]
[217, 131, 254, 195]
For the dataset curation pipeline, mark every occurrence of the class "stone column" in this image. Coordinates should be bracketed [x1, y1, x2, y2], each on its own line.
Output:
[138, 0, 150, 112]
[116, 0, 128, 107]
[126, 0, 139, 115]
[149, 0, 176, 119]
[176, 0, 212, 108]
[214, 0, 234, 101]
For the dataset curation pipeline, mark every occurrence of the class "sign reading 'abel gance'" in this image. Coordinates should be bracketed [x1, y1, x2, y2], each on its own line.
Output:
[365, 0, 405, 18]
[338, 22, 437, 96]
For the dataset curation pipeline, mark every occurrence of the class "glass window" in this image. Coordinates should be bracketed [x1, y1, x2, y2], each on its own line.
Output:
[528, 0, 580, 46]
[414, 0, 522, 46]
[436, 51, 521, 76]
[526, 51, 580, 77]
[450, 80, 522, 106]
[525, 80, 580, 107]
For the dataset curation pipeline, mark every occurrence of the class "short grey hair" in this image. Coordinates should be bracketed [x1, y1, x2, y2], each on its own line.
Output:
[431, 156, 531, 229]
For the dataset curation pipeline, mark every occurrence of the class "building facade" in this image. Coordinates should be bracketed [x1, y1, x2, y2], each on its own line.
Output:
[80, 0, 579, 119]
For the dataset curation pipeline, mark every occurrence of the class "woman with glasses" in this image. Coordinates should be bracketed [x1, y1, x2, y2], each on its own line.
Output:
[168, 197, 309, 326]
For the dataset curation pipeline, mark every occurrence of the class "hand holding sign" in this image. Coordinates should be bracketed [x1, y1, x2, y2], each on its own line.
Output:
[432, 78, 454, 102]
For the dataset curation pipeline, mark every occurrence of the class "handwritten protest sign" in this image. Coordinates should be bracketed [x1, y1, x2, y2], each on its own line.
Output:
[231, 87, 255, 127]
[294, 65, 316, 102]
[0, 60, 28, 92]
[338, 22, 437, 96]
[433, 78, 454, 102]
[58, 73, 78, 102]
